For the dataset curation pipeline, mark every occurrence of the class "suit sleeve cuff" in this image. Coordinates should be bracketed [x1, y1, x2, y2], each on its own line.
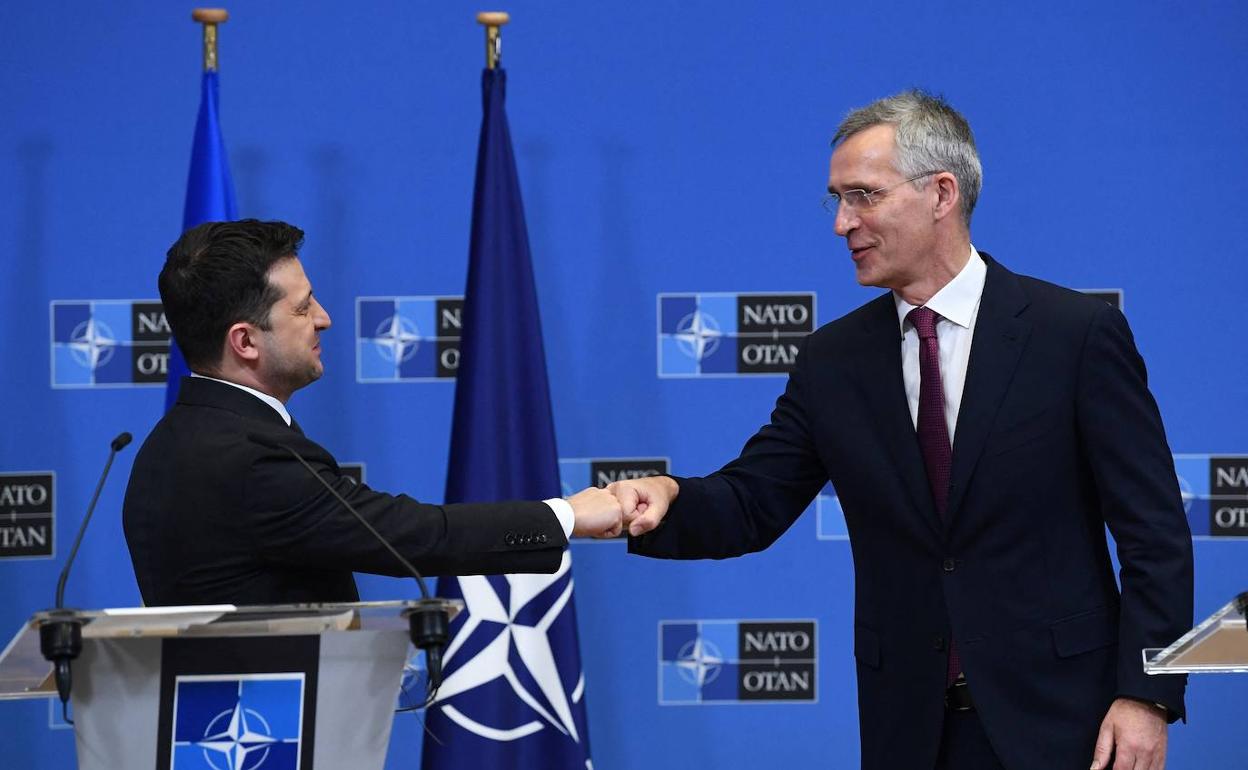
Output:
[1117, 695, 1182, 724]
[544, 497, 575, 539]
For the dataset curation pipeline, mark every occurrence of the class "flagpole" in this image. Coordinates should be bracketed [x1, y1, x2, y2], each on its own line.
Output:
[192, 8, 229, 72]
[167, 7, 235, 412]
[475, 11, 509, 70]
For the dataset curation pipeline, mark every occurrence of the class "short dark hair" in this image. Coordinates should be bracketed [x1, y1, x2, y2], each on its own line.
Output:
[159, 219, 305, 371]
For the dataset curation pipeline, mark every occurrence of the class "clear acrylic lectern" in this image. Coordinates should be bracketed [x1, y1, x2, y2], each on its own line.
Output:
[0, 600, 459, 770]
[1144, 591, 1248, 675]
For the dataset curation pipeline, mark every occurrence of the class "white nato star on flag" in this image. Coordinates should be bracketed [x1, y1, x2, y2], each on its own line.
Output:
[433, 553, 584, 743]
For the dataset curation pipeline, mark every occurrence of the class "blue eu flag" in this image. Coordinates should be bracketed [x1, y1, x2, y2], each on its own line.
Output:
[420, 68, 593, 770]
[164, 70, 238, 412]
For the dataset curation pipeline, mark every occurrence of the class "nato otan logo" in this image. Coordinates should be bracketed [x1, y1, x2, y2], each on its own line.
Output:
[170, 674, 303, 770]
[657, 293, 816, 377]
[50, 300, 171, 387]
[0, 472, 55, 559]
[659, 620, 817, 704]
[356, 296, 463, 382]
[1174, 454, 1248, 538]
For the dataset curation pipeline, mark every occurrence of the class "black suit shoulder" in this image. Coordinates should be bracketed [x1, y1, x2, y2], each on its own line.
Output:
[1010, 266, 1120, 319]
[796, 291, 896, 372]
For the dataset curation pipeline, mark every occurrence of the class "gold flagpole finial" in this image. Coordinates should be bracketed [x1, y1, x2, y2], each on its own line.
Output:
[476, 12, 510, 70]
[191, 8, 229, 72]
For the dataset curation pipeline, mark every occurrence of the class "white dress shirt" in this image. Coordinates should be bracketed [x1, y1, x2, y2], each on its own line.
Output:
[187, 373, 575, 537]
[192, 372, 293, 425]
[893, 247, 987, 444]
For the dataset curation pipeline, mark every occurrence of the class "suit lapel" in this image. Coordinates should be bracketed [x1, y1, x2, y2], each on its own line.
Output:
[945, 256, 1032, 522]
[849, 295, 942, 537]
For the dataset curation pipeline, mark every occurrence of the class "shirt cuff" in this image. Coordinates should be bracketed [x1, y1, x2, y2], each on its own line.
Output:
[544, 497, 575, 540]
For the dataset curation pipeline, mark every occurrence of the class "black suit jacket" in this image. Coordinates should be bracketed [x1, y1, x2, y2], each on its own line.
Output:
[631, 255, 1193, 770]
[123, 377, 566, 606]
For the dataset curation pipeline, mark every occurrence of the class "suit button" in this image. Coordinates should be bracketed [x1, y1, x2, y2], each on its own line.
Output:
[538, 533, 548, 544]
[942, 558, 956, 572]
[933, 636, 946, 652]
[520, 534, 532, 545]
[504, 533, 517, 546]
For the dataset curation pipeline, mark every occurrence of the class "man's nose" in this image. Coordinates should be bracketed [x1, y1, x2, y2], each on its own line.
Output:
[834, 200, 858, 237]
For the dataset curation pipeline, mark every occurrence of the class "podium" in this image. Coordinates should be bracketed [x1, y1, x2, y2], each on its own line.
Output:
[0, 600, 459, 770]
[1144, 591, 1248, 674]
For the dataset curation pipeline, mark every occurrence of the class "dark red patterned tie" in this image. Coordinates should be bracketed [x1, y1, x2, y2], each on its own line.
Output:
[908, 306, 961, 684]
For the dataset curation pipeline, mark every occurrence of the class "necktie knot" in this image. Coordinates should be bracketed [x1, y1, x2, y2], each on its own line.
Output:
[908, 306, 940, 340]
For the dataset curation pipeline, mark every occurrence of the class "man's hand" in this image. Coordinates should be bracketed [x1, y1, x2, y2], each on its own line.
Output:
[1090, 698, 1168, 770]
[607, 476, 679, 536]
[566, 486, 624, 538]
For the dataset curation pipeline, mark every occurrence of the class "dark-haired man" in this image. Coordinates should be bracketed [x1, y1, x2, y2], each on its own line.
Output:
[123, 219, 622, 607]
[613, 91, 1192, 770]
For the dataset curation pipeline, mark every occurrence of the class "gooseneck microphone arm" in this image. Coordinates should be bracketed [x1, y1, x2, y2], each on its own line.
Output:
[41, 431, 132, 724]
[250, 434, 450, 706]
[55, 432, 132, 608]
[273, 441, 432, 599]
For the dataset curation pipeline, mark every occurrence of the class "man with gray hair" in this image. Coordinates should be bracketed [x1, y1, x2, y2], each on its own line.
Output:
[612, 91, 1192, 770]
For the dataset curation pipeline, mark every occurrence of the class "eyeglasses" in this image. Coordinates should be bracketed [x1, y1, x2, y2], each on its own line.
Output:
[822, 171, 939, 214]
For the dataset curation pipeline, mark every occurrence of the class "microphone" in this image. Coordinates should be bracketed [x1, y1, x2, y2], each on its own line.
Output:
[40, 431, 132, 723]
[248, 433, 450, 702]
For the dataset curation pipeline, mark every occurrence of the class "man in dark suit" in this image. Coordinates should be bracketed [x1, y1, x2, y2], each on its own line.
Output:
[611, 92, 1193, 770]
[123, 219, 623, 607]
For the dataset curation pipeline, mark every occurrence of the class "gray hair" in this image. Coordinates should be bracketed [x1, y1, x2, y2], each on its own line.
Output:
[832, 90, 982, 226]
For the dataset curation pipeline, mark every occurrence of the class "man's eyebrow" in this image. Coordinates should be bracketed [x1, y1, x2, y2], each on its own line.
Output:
[828, 181, 868, 194]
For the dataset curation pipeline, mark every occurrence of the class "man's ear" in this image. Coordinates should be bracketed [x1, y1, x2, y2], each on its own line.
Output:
[224, 322, 261, 363]
[931, 172, 961, 223]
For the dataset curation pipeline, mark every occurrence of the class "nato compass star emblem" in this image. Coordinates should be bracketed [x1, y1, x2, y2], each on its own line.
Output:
[676, 637, 723, 687]
[68, 318, 116, 370]
[372, 314, 421, 364]
[194, 703, 280, 770]
[674, 310, 722, 361]
[171, 676, 302, 770]
[432, 553, 588, 748]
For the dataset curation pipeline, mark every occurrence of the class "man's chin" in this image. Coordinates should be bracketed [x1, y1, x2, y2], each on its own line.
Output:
[292, 365, 324, 393]
[853, 263, 877, 287]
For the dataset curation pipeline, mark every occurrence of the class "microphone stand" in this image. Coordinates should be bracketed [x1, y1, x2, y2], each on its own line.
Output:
[40, 432, 132, 723]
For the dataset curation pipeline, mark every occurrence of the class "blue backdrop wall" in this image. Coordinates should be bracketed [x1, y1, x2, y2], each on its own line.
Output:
[2, 1, 1245, 768]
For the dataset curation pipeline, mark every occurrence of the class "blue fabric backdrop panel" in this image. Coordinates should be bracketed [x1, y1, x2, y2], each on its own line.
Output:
[0, 2, 1244, 769]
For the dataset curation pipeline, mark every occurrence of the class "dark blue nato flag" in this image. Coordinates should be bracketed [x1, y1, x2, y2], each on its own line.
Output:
[420, 68, 594, 770]
[164, 70, 238, 412]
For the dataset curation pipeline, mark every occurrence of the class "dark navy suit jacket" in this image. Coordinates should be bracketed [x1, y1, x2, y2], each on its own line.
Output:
[124, 376, 566, 606]
[631, 255, 1193, 770]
